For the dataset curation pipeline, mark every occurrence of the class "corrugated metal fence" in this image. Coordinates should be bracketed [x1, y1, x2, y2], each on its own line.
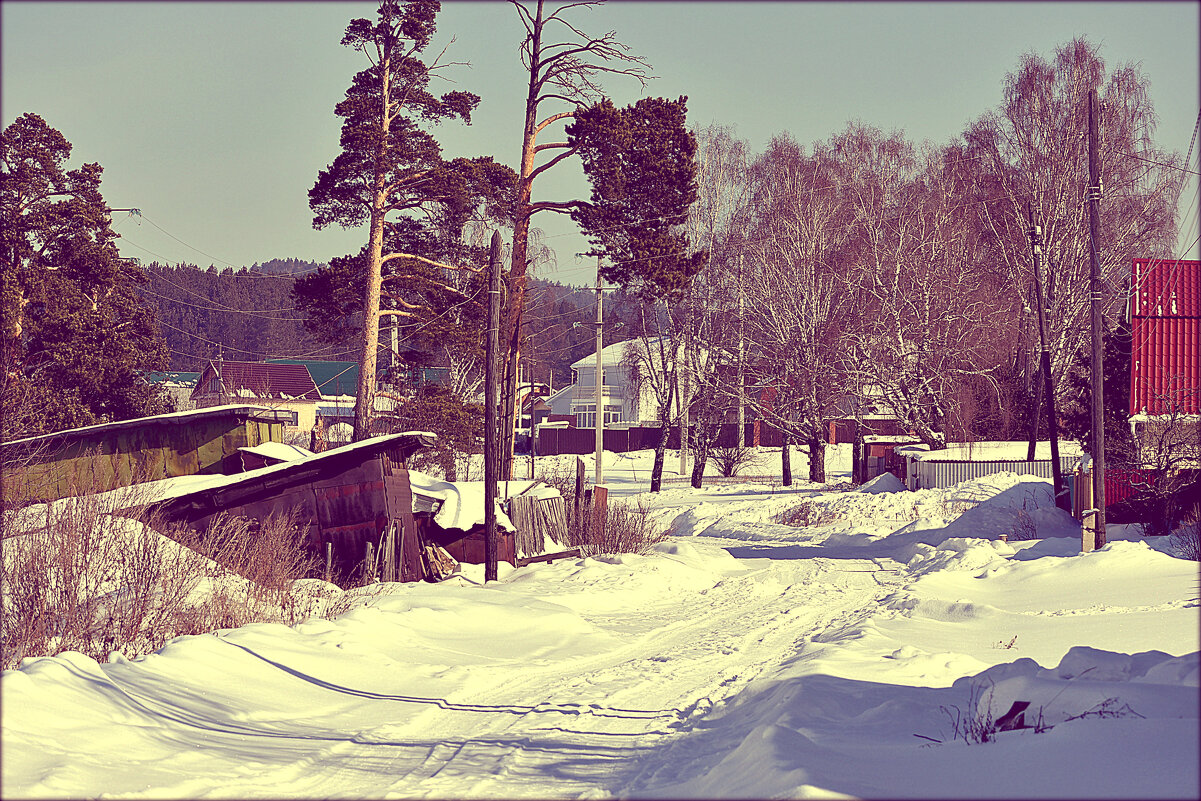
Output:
[910, 457, 1079, 491]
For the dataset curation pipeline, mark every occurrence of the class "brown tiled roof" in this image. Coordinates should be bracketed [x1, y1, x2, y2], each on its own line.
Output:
[195, 360, 321, 401]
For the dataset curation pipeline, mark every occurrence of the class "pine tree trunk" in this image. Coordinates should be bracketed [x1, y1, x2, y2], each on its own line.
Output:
[353, 53, 392, 443]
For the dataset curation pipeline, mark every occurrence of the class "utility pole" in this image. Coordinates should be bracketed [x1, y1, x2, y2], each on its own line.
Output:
[1028, 210, 1064, 508]
[594, 264, 604, 487]
[528, 339, 537, 480]
[484, 231, 502, 582]
[1085, 88, 1107, 551]
[737, 253, 746, 447]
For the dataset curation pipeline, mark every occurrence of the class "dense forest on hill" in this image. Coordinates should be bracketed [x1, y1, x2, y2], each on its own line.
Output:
[139, 260, 348, 372]
[139, 261, 629, 387]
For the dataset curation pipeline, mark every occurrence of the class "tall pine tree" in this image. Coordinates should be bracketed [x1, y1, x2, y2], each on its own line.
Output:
[2, 113, 169, 438]
[305, 0, 514, 441]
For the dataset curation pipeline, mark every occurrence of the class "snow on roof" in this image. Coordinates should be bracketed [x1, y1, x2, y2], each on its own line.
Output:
[864, 434, 921, 444]
[908, 440, 1082, 462]
[569, 338, 666, 371]
[9, 431, 438, 525]
[1, 405, 289, 449]
[407, 472, 557, 533]
[237, 442, 314, 462]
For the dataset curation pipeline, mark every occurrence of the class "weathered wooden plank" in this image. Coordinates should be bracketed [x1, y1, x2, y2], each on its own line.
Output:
[514, 547, 583, 567]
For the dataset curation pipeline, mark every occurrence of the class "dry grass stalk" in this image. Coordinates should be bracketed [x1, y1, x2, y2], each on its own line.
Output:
[2, 484, 326, 669]
[1169, 503, 1201, 561]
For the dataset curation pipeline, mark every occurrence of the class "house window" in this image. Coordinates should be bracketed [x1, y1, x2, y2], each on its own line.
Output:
[576, 404, 594, 429]
[575, 404, 623, 428]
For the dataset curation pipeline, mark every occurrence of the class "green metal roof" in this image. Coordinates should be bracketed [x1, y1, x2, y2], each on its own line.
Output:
[144, 371, 200, 386]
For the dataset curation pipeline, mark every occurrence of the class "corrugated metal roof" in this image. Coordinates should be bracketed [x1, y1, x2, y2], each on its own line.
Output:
[267, 359, 359, 395]
[195, 360, 321, 401]
[1131, 258, 1200, 317]
[1129, 259, 1199, 415]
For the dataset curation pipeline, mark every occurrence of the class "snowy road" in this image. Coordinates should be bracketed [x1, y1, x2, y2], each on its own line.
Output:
[5, 466, 1199, 799]
[93, 546, 907, 799]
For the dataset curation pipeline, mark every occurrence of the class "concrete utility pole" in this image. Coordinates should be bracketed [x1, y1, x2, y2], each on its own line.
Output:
[484, 231, 502, 582]
[737, 253, 746, 446]
[1028, 211, 1065, 509]
[595, 264, 604, 487]
[1085, 88, 1108, 551]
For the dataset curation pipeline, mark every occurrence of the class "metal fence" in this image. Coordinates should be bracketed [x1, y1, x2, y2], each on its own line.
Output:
[908, 457, 1080, 491]
[535, 423, 794, 456]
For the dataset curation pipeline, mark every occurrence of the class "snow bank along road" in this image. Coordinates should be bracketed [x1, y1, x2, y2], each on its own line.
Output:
[4, 473, 1199, 798]
[4, 538, 909, 798]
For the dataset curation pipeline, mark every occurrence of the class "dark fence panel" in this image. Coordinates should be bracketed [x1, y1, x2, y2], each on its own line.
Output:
[538, 420, 847, 455]
[536, 427, 597, 455]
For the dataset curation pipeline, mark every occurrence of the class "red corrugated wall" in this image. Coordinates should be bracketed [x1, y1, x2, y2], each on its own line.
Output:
[1129, 259, 1200, 415]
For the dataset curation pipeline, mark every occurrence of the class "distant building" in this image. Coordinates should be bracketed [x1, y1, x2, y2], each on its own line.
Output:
[546, 339, 678, 428]
[190, 358, 318, 434]
[143, 370, 200, 411]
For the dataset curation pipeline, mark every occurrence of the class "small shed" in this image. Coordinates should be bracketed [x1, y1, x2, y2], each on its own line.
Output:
[150, 432, 436, 584]
[903, 441, 1082, 491]
[858, 434, 921, 482]
[1, 405, 293, 506]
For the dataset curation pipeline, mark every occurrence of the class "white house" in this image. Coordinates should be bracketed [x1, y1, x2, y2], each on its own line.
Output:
[546, 338, 689, 428]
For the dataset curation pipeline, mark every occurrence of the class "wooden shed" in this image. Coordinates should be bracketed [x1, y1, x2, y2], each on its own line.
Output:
[149, 432, 436, 585]
[2, 405, 293, 507]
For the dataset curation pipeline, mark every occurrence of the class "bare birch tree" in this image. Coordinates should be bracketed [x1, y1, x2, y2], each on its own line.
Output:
[738, 135, 853, 482]
[836, 126, 1015, 449]
[964, 37, 1184, 410]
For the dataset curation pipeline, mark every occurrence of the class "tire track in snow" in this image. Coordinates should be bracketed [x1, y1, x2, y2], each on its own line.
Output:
[302, 550, 910, 798]
[186, 547, 909, 798]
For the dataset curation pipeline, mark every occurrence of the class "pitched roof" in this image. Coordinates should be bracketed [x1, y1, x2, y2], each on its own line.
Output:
[570, 338, 666, 370]
[193, 360, 321, 401]
[267, 359, 359, 396]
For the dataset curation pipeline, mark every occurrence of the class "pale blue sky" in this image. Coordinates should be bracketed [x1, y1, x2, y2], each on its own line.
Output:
[3, 1, 1198, 286]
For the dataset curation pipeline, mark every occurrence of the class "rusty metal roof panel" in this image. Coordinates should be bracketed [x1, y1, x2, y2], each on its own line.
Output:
[210, 361, 322, 400]
[151, 431, 435, 521]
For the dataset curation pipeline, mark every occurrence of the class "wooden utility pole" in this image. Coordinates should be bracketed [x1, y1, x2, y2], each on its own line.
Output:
[594, 264, 604, 487]
[1028, 211, 1065, 509]
[1085, 88, 1107, 551]
[484, 231, 502, 582]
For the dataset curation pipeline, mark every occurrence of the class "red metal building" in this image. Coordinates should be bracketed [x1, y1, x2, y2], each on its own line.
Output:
[1129, 258, 1199, 415]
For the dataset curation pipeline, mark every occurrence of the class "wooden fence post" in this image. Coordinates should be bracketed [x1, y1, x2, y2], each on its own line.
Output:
[592, 485, 608, 543]
[575, 456, 585, 523]
[324, 541, 332, 583]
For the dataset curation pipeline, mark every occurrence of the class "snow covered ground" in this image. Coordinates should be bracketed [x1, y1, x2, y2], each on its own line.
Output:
[4, 447, 1199, 799]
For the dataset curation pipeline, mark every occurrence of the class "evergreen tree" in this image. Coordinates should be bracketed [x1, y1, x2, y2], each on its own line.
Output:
[567, 96, 706, 301]
[389, 383, 483, 480]
[1060, 318, 1134, 462]
[305, 0, 514, 442]
[2, 113, 169, 438]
